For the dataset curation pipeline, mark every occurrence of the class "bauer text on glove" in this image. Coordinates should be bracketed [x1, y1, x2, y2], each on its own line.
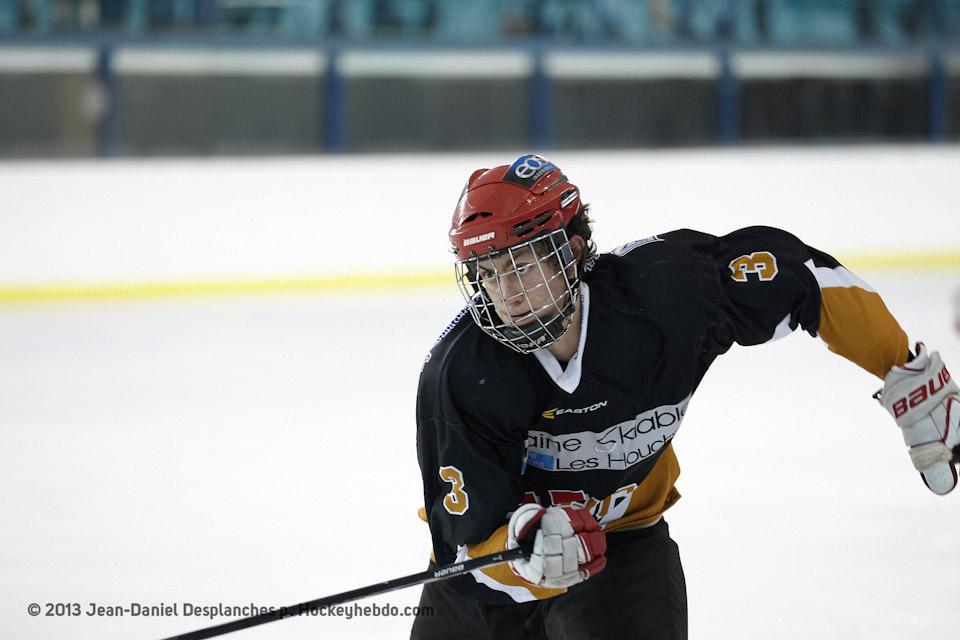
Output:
[879, 343, 960, 495]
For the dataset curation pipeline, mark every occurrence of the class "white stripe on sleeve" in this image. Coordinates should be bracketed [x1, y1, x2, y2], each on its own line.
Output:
[803, 259, 876, 292]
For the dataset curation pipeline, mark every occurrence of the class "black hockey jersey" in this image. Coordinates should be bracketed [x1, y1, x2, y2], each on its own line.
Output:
[416, 226, 907, 604]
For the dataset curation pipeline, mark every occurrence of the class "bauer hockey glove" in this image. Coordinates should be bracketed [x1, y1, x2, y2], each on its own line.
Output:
[506, 504, 607, 589]
[878, 343, 960, 495]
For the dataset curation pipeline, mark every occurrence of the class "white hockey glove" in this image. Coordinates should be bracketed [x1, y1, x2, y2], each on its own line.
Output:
[506, 504, 607, 589]
[878, 343, 960, 495]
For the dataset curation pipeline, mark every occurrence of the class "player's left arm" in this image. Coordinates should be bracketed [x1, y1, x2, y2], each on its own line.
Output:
[711, 226, 959, 494]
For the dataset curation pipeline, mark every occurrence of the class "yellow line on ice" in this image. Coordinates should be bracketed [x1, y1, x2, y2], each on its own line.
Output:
[0, 271, 450, 305]
[0, 251, 957, 306]
[839, 251, 960, 271]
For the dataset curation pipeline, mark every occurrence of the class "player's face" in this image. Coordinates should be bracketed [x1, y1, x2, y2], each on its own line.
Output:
[476, 244, 571, 328]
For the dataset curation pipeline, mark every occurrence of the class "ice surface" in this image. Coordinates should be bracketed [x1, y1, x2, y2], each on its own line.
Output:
[1, 148, 959, 638]
[1, 272, 959, 639]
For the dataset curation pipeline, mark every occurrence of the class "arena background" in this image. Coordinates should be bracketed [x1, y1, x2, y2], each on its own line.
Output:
[2, 2, 960, 639]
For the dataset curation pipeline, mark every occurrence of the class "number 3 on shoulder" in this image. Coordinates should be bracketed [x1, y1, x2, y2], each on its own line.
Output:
[439, 465, 469, 515]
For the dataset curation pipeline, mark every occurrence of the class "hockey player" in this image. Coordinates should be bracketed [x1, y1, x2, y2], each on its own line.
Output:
[412, 155, 959, 640]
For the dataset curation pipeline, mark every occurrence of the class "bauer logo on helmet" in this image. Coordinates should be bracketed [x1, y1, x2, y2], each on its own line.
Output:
[463, 231, 496, 247]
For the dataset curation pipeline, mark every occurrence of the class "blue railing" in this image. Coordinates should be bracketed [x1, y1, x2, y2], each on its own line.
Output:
[45, 41, 948, 155]
[2, 2, 957, 155]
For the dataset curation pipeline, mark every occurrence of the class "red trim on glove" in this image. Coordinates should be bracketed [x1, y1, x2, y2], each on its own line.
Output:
[515, 506, 546, 542]
[561, 507, 607, 573]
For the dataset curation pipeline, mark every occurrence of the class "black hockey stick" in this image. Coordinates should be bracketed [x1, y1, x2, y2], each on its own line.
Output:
[159, 547, 526, 640]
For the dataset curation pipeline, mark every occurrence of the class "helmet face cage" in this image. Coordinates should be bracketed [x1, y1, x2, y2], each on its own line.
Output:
[455, 229, 580, 354]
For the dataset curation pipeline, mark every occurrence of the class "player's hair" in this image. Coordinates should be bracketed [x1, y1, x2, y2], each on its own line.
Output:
[565, 203, 596, 266]
[523, 203, 595, 272]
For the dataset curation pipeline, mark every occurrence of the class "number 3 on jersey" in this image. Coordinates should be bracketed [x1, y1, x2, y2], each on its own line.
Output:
[728, 251, 778, 282]
[439, 465, 469, 515]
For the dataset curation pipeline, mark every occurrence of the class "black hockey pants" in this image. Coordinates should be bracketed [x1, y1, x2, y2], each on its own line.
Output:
[410, 518, 687, 640]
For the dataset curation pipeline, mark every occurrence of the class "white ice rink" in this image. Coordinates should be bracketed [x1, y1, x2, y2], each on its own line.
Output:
[1, 148, 959, 639]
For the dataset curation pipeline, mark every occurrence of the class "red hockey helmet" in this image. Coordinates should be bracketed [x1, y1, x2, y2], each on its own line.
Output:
[450, 155, 581, 260]
[450, 155, 583, 354]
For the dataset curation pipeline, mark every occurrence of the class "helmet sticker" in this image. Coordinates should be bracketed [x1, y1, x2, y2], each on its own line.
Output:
[463, 231, 496, 247]
[503, 154, 556, 189]
[559, 189, 579, 208]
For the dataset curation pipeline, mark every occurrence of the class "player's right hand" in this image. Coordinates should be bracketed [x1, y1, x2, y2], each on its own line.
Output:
[506, 504, 607, 588]
[879, 343, 960, 495]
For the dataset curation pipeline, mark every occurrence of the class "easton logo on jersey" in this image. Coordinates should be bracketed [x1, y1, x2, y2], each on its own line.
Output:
[526, 397, 690, 472]
[729, 251, 779, 282]
[541, 401, 609, 420]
